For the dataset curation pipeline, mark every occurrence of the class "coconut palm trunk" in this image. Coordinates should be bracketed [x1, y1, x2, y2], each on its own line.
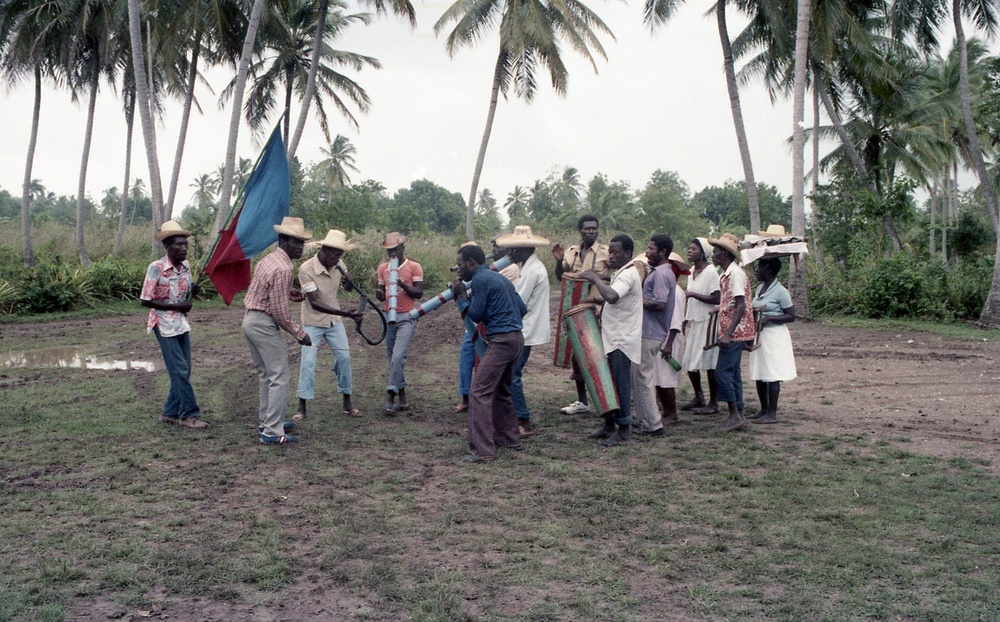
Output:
[789, 0, 812, 316]
[126, 0, 165, 243]
[465, 51, 505, 240]
[115, 92, 136, 257]
[19, 65, 40, 267]
[288, 0, 329, 162]
[717, 0, 760, 232]
[165, 30, 202, 220]
[215, 0, 269, 233]
[75, 64, 100, 267]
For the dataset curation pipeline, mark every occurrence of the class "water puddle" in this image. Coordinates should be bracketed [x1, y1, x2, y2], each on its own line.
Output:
[1, 346, 162, 372]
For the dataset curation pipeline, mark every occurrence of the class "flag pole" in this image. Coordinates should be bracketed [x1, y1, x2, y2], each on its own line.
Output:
[195, 113, 288, 284]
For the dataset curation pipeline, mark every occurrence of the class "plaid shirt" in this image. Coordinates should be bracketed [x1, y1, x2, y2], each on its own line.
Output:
[140, 256, 192, 337]
[244, 247, 305, 341]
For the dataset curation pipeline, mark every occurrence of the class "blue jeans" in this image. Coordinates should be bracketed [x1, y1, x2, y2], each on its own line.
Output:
[297, 323, 352, 400]
[715, 341, 746, 411]
[154, 327, 200, 420]
[511, 345, 533, 420]
[385, 318, 416, 392]
[458, 321, 475, 396]
[607, 349, 633, 426]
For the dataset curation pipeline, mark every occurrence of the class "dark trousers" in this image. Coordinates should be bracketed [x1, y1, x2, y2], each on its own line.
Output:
[607, 348, 633, 426]
[154, 327, 201, 420]
[511, 345, 533, 420]
[468, 331, 524, 458]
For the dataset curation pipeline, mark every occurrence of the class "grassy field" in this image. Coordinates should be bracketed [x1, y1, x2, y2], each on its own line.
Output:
[1, 307, 998, 621]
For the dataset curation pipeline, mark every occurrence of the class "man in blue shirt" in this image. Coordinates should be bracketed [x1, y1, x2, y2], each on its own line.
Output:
[451, 244, 527, 463]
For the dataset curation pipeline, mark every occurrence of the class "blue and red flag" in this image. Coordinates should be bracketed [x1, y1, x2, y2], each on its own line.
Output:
[203, 127, 290, 304]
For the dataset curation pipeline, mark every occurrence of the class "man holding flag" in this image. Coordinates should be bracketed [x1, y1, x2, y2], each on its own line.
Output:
[242, 217, 313, 445]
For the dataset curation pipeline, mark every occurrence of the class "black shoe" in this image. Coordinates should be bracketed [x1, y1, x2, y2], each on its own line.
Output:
[636, 427, 665, 437]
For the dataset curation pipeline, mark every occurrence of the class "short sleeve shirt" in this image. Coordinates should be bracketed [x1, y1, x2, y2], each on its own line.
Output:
[140, 256, 192, 337]
[378, 258, 423, 314]
[563, 243, 611, 276]
[753, 280, 793, 316]
[299, 255, 345, 327]
[685, 265, 721, 322]
[641, 262, 676, 341]
[719, 262, 755, 342]
[601, 261, 644, 364]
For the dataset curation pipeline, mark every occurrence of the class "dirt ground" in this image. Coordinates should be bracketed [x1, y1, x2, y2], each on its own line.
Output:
[5, 296, 1000, 621]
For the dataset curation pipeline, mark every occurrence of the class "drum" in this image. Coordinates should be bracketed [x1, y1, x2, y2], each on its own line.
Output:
[562, 304, 619, 415]
[553, 274, 592, 368]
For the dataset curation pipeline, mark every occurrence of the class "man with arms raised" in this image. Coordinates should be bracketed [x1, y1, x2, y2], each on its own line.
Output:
[552, 214, 610, 415]
[580, 235, 644, 447]
[243, 217, 313, 444]
[294, 229, 364, 422]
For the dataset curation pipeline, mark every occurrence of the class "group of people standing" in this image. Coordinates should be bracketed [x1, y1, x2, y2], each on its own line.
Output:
[139, 214, 798, 460]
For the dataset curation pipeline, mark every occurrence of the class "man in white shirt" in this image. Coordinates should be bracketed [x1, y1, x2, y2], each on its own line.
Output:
[496, 226, 551, 438]
[580, 234, 644, 446]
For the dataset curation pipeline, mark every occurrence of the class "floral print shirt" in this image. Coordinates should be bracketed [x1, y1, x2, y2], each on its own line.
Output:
[140, 256, 192, 337]
[718, 262, 756, 342]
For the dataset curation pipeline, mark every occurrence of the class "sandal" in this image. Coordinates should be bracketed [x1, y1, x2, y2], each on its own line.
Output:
[693, 405, 720, 415]
[343, 408, 362, 418]
[680, 399, 706, 411]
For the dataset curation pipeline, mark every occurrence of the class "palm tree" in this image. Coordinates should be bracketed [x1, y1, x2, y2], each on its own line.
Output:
[644, 0, 760, 231]
[505, 185, 529, 221]
[435, 0, 615, 239]
[288, 0, 416, 161]
[1, 0, 65, 267]
[318, 134, 360, 186]
[229, 0, 380, 143]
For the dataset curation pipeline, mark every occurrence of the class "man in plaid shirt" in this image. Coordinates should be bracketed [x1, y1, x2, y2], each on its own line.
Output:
[242, 217, 313, 444]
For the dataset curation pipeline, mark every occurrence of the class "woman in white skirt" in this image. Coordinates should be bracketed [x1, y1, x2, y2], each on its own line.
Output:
[681, 238, 720, 414]
[748, 257, 796, 424]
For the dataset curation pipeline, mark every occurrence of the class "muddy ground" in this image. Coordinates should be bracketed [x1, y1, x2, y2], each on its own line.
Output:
[3, 296, 999, 620]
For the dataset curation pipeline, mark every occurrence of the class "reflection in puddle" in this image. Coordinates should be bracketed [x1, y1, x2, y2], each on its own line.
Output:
[1, 346, 162, 372]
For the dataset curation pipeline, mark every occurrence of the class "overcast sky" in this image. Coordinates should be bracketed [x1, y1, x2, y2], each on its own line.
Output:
[0, 2, 977, 214]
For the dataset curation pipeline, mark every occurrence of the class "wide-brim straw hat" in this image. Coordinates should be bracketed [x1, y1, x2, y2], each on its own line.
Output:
[668, 251, 691, 273]
[314, 229, 357, 252]
[154, 220, 192, 241]
[382, 232, 406, 249]
[495, 225, 550, 248]
[708, 232, 741, 258]
[273, 216, 312, 240]
[758, 224, 788, 238]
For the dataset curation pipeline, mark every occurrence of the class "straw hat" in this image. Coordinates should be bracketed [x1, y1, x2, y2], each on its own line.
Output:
[758, 224, 788, 238]
[273, 217, 312, 240]
[460, 240, 479, 249]
[154, 220, 192, 241]
[381, 232, 406, 249]
[494, 225, 551, 248]
[668, 251, 691, 273]
[315, 229, 356, 252]
[708, 232, 741, 258]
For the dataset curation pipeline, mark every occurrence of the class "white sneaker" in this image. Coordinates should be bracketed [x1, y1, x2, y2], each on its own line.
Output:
[560, 400, 593, 415]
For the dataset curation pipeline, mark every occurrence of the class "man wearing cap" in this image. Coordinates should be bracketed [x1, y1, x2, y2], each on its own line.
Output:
[294, 230, 365, 422]
[243, 217, 313, 444]
[140, 220, 207, 429]
[376, 232, 424, 414]
[580, 234, 644, 446]
[631, 235, 676, 438]
[451, 244, 527, 463]
[496, 225, 550, 438]
[552, 214, 611, 415]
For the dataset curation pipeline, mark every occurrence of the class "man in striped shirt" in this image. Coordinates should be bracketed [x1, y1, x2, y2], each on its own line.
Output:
[242, 217, 313, 444]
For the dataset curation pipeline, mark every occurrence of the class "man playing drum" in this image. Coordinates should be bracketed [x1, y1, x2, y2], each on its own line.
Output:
[376, 232, 424, 415]
[580, 235, 644, 447]
[552, 214, 611, 415]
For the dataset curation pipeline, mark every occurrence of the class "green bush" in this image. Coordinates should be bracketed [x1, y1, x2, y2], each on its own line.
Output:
[859, 254, 933, 319]
[16, 257, 95, 314]
[87, 257, 147, 301]
[947, 255, 992, 319]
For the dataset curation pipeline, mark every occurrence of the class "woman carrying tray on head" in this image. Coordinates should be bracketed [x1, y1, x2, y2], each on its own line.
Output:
[748, 255, 797, 424]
